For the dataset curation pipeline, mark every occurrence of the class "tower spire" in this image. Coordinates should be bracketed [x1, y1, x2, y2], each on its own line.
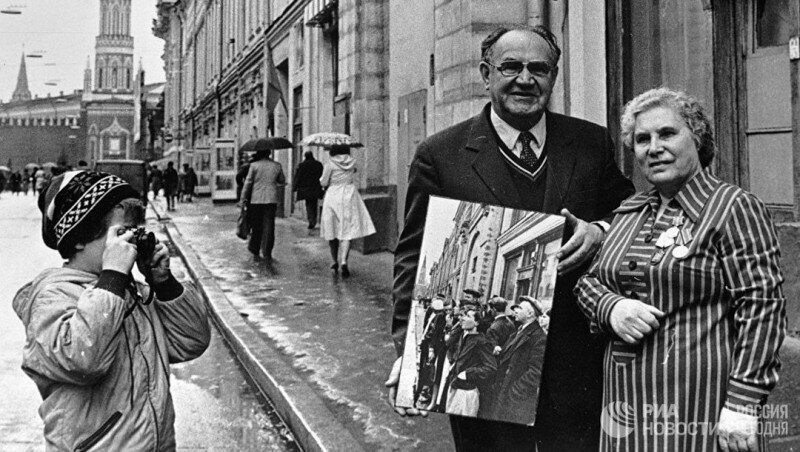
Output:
[11, 52, 32, 103]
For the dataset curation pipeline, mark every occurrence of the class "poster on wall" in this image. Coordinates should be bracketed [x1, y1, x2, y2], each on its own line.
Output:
[395, 195, 564, 426]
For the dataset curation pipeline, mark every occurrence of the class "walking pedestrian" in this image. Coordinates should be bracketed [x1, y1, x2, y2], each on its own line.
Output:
[0, 171, 6, 195]
[181, 163, 198, 202]
[319, 145, 376, 277]
[241, 144, 286, 262]
[388, 24, 634, 450]
[13, 170, 210, 450]
[293, 151, 324, 230]
[21, 169, 30, 195]
[163, 161, 179, 211]
[9, 171, 21, 195]
[150, 165, 163, 200]
[34, 167, 49, 197]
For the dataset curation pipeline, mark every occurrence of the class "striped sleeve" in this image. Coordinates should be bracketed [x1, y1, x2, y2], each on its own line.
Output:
[574, 256, 624, 336]
[718, 193, 787, 411]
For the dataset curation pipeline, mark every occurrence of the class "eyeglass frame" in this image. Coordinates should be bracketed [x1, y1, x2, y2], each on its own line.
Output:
[483, 59, 556, 79]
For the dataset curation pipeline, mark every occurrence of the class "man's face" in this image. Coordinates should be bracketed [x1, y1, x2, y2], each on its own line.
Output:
[463, 293, 475, 303]
[480, 30, 558, 128]
[514, 301, 535, 323]
[460, 310, 478, 331]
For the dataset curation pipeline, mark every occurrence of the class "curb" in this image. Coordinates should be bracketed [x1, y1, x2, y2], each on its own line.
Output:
[151, 203, 364, 452]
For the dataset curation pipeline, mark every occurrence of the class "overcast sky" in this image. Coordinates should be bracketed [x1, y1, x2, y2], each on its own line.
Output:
[416, 196, 461, 283]
[0, 1, 165, 102]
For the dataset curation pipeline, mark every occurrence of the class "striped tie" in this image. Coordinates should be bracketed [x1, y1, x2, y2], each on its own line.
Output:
[518, 131, 538, 170]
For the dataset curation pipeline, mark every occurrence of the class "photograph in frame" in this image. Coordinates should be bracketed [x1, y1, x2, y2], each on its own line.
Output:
[396, 195, 565, 426]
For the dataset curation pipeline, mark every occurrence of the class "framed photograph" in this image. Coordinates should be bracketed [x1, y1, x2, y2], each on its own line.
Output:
[396, 195, 564, 426]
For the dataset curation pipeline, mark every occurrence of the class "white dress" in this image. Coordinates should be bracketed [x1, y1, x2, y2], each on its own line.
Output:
[319, 155, 376, 241]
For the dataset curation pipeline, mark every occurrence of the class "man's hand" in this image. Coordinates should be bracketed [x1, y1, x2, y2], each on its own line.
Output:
[557, 208, 605, 274]
[103, 225, 137, 275]
[385, 357, 427, 417]
[137, 241, 171, 284]
[493, 345, 502, 356]
[717, 407, 758, 452]
[609, 298, 664, 344]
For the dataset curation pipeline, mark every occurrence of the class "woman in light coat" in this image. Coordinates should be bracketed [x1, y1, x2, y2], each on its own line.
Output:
[320, 145, 376, 277]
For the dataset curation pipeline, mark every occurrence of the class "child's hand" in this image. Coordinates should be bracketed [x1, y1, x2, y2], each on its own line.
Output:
[103, 225, 138, 274]
[138, 242, 171, 284]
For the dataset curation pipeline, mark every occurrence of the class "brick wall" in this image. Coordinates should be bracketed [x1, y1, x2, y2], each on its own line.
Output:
[0, 125, 86, 169]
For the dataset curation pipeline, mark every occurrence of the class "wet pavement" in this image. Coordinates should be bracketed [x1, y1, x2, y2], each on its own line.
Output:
[0, 193, 298, 451]
[155, 196, 453, 451]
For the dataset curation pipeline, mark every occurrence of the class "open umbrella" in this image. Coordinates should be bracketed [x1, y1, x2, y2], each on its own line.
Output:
[42, 162, 57, 169]
[300, 132, 363, 148]
[24, 162, 39, 171]
[0, 165, 10, 173]
[240, 137, 294, 154]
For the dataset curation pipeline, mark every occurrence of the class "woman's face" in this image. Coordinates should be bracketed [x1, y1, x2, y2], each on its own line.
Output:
[633, 106, 702, 198]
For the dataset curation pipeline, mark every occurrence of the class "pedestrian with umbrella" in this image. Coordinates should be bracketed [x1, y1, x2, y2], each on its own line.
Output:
[0, 167, 8, 195]
[302, 132, 376, 277]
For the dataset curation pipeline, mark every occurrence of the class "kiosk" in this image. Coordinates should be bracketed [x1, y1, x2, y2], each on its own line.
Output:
[194, 147, 212, 195]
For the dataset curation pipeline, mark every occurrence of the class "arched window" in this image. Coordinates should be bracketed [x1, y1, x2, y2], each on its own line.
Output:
[98, 68, 104, 89]
[112, 6, 119, 35]
[112, 65, 118, 89]
[126, 68, 131, 89]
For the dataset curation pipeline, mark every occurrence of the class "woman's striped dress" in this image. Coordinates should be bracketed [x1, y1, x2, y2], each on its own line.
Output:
[575, 169, 786, 451]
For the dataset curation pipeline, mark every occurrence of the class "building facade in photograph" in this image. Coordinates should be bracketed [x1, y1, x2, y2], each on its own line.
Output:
[489, 211, 563, 311]
[425, 201, 504, 301]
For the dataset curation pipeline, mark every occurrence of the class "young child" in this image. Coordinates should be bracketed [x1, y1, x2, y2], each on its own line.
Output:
[13, 171, 210, 451]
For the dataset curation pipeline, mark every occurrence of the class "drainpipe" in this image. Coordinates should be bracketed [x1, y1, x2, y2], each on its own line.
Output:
[528, 0, 547, 27]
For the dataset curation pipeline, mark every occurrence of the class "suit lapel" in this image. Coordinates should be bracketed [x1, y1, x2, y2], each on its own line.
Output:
[542, 112, 577, 213]
[466, 107, 524, 207]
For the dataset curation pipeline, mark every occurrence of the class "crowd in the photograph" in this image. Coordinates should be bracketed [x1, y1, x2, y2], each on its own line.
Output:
[413, 289, 549, 425]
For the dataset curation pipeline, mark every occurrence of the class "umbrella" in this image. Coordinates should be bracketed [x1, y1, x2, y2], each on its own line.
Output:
[42, 162, 57, 169]
[239, 137, 294, 155]
[0, 165, 10, 173]
[300, 132, 363, 148]
[24, 162, 39, 170]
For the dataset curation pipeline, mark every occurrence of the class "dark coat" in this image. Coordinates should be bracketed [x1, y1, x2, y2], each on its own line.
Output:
[392, 103, 634, 438]
[163, 167, 179, 193]
[485, 315, 517, 349]
[446, 333, 496, 412]
[491, 321, 547, 425]
[293, 158, 324, 200]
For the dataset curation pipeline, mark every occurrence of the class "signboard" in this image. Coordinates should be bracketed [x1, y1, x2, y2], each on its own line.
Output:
[211, 138, 237, 202]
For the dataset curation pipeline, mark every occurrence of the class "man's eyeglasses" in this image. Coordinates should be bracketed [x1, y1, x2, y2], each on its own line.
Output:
[485, 60, 554, 78]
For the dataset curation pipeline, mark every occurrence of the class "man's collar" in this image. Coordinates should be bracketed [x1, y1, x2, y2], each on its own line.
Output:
[614, 168, 721, 221]
[489, 107, 547, 150]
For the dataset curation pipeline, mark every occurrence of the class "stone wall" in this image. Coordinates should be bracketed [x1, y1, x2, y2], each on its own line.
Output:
[0, 125, 86, 169]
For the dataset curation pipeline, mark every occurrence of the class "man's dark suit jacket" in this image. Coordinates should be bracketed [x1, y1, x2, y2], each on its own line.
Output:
[392, 103, 634, 446]
[293, 158, 324, 201]
[490, 321, 547, 425]
[446, 332, 497, 413]
[486, 315, 517, 349]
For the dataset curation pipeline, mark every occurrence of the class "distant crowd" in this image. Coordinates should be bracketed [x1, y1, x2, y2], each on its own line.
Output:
[0, 161, 86, 197]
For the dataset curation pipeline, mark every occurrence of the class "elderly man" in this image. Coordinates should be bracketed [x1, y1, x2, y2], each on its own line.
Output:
[388, 24, 634, 451]
[489, 298, 548, 425]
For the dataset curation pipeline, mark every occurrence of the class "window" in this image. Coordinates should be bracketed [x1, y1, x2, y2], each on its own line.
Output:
[755, 0, 796, 48]
[471, 256, 478, 273]
[295, 21, 305, 68]
[500, 254, 521, 300]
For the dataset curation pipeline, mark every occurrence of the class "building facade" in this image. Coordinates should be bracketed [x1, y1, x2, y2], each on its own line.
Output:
[83, 0, 138, 163]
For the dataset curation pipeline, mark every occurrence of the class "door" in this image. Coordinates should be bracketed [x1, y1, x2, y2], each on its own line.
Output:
[396, 89, 428, 229]
[746, 0, 798, 207]
[211, 138, 237, 202]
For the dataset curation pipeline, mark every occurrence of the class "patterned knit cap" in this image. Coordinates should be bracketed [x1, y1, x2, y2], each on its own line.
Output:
[39, 170, 140, 255]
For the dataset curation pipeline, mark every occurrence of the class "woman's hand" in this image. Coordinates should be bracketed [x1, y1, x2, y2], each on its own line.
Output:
[609, 298, 664, 344]
[717, 407, 758, 452]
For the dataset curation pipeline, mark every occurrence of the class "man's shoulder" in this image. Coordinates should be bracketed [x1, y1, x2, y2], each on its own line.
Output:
[418, 113, 482, 151]
[548, 111, 609, 138]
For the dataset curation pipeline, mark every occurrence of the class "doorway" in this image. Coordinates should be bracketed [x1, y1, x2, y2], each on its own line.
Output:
[396, 89, 428, 228]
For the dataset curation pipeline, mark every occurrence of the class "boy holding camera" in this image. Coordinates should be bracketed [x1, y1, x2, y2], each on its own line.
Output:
[13, 171, 210, 451]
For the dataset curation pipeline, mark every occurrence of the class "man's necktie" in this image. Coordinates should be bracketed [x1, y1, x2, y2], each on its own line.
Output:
[518, 131, 539, 170]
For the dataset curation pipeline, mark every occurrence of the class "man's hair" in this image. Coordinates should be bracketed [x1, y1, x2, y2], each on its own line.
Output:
[78, 160, 88, 167]
[481, 25, 561, 66]
[620, 87, 715, 168]
[304, 151, 314, 159]
[64, 198, 145, 258]
[489, 297, 508, 312]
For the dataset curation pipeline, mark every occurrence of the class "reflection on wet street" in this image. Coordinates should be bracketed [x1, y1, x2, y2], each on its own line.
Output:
[171, 327, 300, 451]
[153, 218, 300, 452]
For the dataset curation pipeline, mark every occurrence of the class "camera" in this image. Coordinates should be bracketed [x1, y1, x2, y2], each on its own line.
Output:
[126, 227, 157, 260]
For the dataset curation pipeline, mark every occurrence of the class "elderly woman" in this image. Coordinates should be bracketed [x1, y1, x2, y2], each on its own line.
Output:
[575, 88, 786, 451]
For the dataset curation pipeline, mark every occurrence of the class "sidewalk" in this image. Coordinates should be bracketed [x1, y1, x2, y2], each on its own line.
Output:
[152, 196, 453, 451]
